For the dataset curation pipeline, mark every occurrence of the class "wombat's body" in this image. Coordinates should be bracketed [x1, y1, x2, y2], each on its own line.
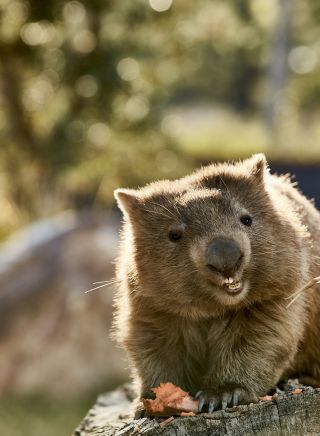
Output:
[113, 155, 320, 413]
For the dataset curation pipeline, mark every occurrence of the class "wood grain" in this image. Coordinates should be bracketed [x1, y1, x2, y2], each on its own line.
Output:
[73, 383, 320, 435]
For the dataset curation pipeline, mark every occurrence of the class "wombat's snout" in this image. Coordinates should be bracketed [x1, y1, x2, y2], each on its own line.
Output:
[206, 238, 243, 277]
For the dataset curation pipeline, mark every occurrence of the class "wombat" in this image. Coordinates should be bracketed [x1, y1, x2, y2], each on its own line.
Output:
[113, 154, 320, 414]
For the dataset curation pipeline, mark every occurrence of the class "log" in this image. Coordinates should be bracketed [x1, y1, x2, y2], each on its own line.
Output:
[73, 382, 320, 435]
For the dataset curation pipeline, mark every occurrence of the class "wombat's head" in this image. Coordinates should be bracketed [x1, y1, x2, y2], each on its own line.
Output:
[115, 154, 308, 316]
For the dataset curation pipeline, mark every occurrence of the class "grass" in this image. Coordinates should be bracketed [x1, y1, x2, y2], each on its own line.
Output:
[0, 393, 97, 436]
[169, 105, 320, 163]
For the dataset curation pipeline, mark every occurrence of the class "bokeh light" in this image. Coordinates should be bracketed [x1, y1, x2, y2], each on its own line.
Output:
[124, 95, 150, 122]
[75, 75, 98, 98]
[62, 1, 86, 23]
[161, 114, 184, 138]
[117, 58, 140, 81]
[149, 0, 173, 12]
[87, 123, 110, 147]
[20, 21, 56, 45]
[288, 46, 318, 75]
[71, 29, 96, 53]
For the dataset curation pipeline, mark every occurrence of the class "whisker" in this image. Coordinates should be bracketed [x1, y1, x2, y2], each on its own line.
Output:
[285, 276, 320, 308]
[143, 208, 173, 220]
[85, 282, 117, 294]
[255, 250, 293, 256]
[218, 175, 230, 193]
[93, 280, 118, 285]
[149, 202, 178, 219]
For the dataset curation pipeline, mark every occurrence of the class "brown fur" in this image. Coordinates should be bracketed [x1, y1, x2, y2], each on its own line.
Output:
[113, 154, 320, 412]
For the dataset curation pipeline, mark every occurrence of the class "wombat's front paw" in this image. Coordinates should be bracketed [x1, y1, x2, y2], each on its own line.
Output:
[196, 387, 258, 413]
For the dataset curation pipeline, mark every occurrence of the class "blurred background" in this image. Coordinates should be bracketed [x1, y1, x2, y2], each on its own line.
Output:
[0, 0, 320, 435]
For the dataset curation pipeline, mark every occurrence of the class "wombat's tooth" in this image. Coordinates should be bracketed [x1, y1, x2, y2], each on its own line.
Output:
[227, 281, 242, 290]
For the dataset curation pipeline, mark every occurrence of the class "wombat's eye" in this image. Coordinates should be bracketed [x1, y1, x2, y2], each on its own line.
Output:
[240, 215, 252, 226]
[168, 229, 183, 242]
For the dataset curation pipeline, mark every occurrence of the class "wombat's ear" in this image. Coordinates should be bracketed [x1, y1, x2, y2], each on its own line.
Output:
[114, 189, 140, 217]
[244, 153, 268, 183]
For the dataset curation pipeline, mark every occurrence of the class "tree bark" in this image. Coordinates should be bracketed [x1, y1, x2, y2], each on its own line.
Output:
[73, 382, 320, 436]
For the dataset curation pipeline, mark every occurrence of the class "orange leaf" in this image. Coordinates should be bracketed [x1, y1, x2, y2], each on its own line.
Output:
[292, 388, 302, 395]
[142, 382, 199, 417]
[258, 395, 273, 402]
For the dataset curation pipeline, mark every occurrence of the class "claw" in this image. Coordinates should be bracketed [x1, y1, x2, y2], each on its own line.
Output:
[195, 390, 203, 399]
[222, 392, 232, 410]
[233, 391, 240, 407]
[208, 398, 216, 414]
[196, 387, 251, 412]
[198, 397, 205, 413]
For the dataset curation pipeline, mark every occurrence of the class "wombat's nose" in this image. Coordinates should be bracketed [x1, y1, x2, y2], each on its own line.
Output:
[206, 238, 243, 276]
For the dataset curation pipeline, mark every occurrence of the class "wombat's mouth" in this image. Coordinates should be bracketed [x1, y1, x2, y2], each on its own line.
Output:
[198, 264, 250, 305]
[204, 269, 245, 296]
[223, 277, 243, 295]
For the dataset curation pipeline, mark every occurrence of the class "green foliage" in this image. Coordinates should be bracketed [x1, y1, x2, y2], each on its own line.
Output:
[0, 0, 319, 232]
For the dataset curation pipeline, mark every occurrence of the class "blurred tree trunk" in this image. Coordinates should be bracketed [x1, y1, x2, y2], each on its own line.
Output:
[232, 0, 259, 112]
[264, 0, 293, 129]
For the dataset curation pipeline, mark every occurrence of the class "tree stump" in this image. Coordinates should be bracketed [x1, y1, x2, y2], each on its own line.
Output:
[73, 382, 320, 435]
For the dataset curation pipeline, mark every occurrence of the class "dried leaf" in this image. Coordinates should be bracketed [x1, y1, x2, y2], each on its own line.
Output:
[292, 388, 302, 395]
[180, 411, 196, 416]
[142, 382, 199, 416]
[258, 395, 273, 402]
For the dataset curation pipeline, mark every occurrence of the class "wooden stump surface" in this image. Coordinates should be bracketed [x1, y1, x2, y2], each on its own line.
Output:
[73, 383, 320, 435]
